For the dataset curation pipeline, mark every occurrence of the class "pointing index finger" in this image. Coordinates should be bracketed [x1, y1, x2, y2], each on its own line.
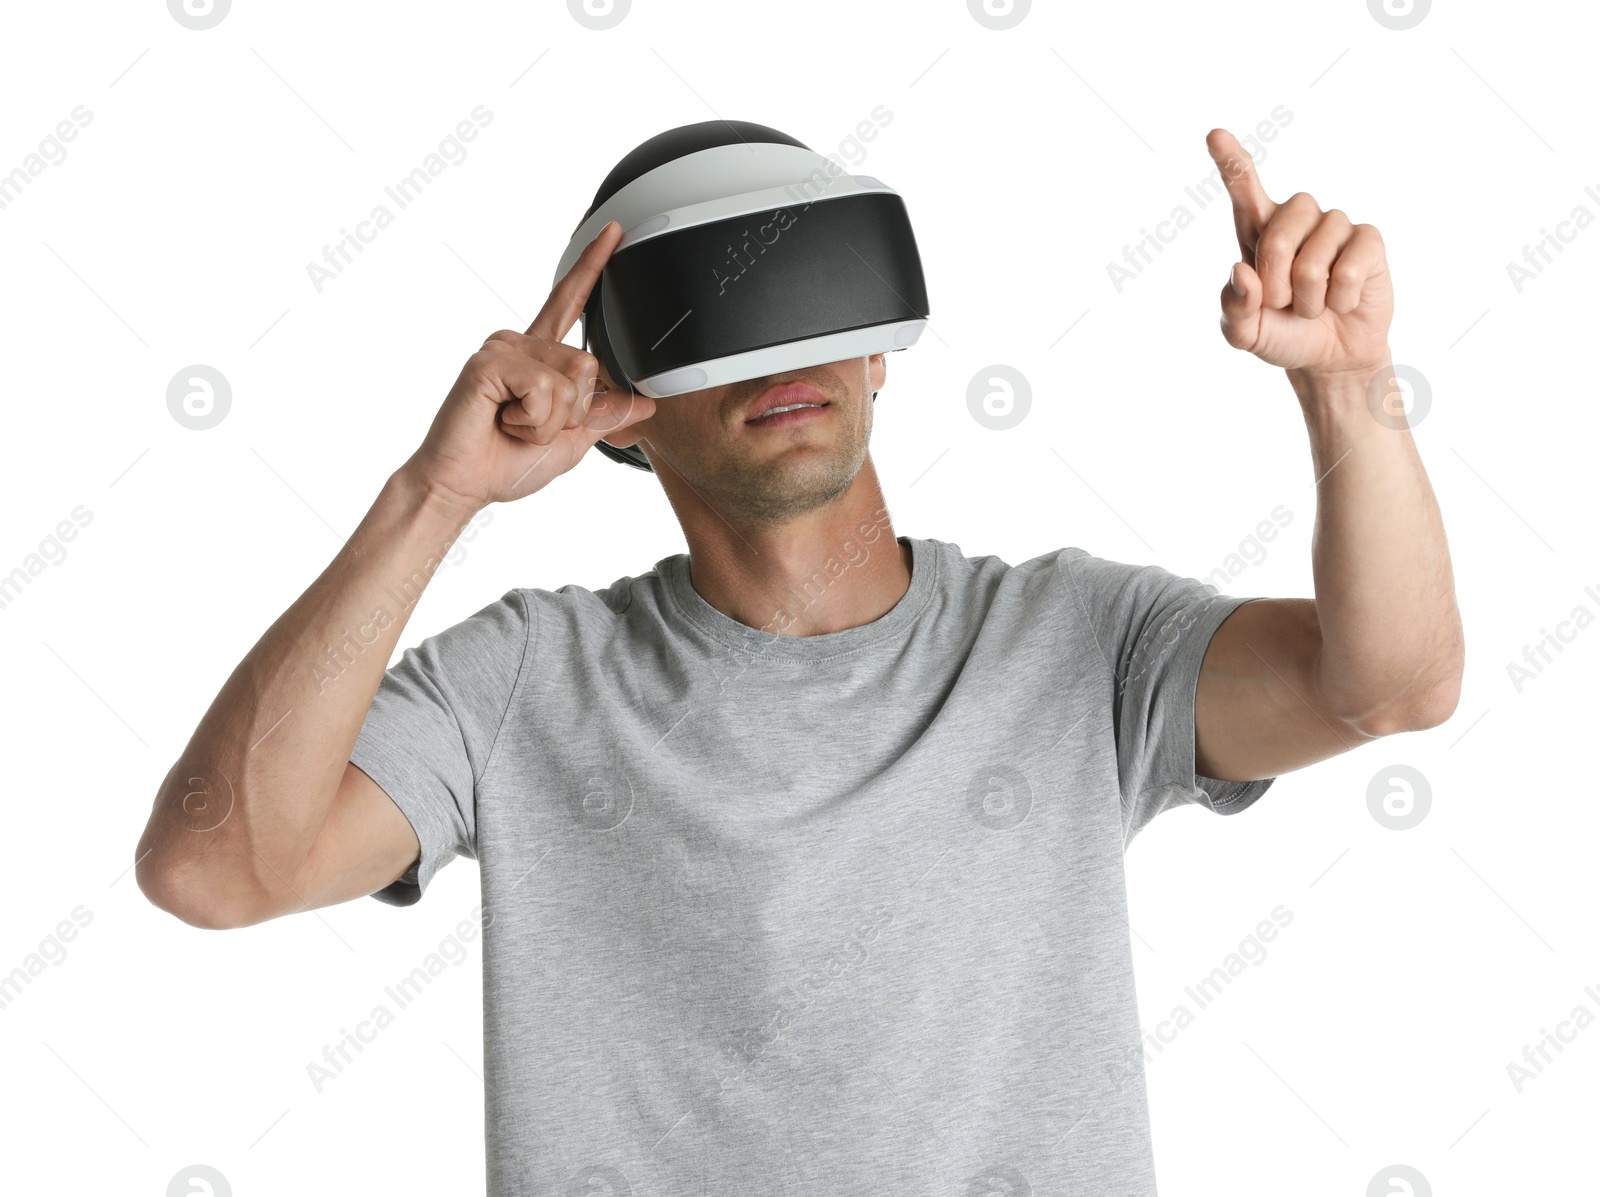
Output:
[527, 219, 622, 345]
[1205, 127, 1276, 264]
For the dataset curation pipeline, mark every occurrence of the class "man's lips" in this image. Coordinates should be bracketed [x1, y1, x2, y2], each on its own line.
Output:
[745, 382, 830, 423]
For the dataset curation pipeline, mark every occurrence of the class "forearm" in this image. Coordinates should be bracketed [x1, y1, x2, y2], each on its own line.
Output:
[1290, 359, 1464, 731]
[135, 464, 482, 920]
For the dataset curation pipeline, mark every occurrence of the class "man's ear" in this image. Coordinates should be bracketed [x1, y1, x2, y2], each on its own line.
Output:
[868, 351, 887, 396]
[602, 425, 647, 449]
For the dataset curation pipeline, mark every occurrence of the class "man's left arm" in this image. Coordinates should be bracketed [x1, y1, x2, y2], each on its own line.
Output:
[1192, 128, 1466, 783]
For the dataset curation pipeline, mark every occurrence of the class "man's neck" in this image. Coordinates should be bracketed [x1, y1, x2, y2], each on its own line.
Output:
[680, 464, 912, 637]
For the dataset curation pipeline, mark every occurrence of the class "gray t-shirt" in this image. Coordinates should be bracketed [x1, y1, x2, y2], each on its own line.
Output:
[351, 533, 1273, 1195]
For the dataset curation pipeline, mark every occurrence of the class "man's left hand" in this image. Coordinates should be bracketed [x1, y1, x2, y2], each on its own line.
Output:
[1207, 127, 1394, 383]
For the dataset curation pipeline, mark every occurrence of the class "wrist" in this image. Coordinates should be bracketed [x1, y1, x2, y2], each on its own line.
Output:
[1287, 354, 1391, 412]
[391, 458, 486, 523]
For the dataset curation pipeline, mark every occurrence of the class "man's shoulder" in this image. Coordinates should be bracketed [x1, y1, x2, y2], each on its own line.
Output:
[922, 537, 1102, 592]
[515, 553, 678, 624]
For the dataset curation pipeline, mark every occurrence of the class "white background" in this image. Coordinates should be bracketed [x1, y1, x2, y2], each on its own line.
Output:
[1, 0, 1594, 1193]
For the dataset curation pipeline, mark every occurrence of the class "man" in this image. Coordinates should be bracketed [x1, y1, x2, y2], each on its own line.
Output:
[134, 125, 1463, 1194]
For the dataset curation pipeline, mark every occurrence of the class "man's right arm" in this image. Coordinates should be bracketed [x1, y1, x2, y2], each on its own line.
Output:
[134, 218, 651, 930]
[134, 469, 483, 929]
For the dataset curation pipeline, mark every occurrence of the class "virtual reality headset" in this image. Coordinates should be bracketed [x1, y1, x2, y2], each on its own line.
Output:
[553, 120, 931, 472]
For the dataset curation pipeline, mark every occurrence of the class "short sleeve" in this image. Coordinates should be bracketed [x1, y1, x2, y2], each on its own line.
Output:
[350, 588, 533, 906]
[1061, 549, 1275, 846]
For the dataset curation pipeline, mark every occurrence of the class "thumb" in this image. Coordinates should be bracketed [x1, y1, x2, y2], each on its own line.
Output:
[1218, 260, 1264, 351]
[582, 389, 656, 441]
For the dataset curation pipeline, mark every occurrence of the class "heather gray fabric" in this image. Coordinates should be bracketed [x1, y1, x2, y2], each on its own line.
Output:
[350, 533, 1274, 1194]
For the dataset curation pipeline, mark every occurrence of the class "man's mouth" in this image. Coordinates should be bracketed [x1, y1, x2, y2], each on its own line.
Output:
[745, 381, 830, 423]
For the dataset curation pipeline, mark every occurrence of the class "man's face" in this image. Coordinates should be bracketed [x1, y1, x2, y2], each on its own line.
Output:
[598, 352, 887, 528]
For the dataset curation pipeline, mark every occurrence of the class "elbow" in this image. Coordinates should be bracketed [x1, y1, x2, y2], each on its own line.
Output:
[1334, 629, 1466, 738]
[1410, 680, 1463, 731]
[1318, 620, 1467, 739]
[135, 856, 260, 931]
[1403, 625, 1468, 731]
[1350, 677, 1463, 738]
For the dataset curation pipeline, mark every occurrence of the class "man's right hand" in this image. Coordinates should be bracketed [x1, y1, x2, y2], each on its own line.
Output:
[402, 220, 655, 510]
